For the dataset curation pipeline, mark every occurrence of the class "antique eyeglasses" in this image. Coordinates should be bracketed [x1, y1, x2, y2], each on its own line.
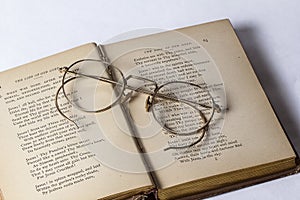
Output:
[55, 59, 221, 149]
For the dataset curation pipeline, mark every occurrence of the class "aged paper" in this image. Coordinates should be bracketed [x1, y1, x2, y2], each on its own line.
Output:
[102, 19, 296, 189]
[0, 44, 152, 200]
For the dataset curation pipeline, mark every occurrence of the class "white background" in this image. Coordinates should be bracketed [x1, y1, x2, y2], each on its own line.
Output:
[1, 0, 300, 199]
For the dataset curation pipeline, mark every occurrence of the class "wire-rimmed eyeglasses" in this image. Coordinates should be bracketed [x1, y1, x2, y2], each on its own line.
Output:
[55, 59, 221, 150]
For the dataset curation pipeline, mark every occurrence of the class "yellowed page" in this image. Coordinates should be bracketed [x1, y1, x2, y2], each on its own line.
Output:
[0, 43, 152, 200]
[102, 19, 296, 189]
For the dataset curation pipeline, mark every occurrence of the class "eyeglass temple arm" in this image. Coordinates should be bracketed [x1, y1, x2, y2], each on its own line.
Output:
[147, 91, 222, 113]
[55, 76, 80, 128]
[126, 74, 158, 89]
[124, 75, 222, 113]
[60, 67, 221, 112]
[164, 102, 209, 151]
[59, 67, 123, 86]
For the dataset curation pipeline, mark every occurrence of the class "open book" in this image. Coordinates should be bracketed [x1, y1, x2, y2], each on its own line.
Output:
[0, 19, 298, 200]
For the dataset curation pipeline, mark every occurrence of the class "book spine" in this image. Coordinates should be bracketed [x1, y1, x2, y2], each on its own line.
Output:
[97, 45, 109, 63]
[96, 44, 160, 191]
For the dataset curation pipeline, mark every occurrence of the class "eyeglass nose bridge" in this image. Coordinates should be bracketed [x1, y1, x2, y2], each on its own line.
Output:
[145, 96, 154, 112]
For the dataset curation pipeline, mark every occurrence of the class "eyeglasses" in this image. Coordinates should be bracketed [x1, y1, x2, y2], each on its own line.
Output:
[55, 59, 221, 150]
